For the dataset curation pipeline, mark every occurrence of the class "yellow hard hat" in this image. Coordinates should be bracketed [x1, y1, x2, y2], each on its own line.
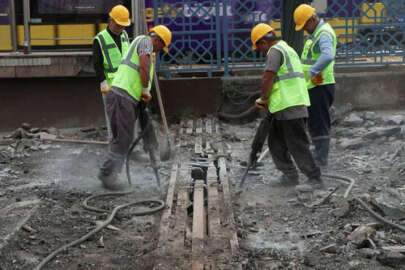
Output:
[150, 25, 172, 52]
[294, 4, 316, 31]
[109, 5, 131, 26]
[250, 23, 275, 50]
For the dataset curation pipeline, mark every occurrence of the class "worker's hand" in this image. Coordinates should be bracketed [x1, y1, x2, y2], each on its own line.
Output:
[141, 92, 152, 103]
[255, 97, 268, 110]
[142, 87, 150, 94]
[311, 73, 323, 86]
[100, 80, 109, 94]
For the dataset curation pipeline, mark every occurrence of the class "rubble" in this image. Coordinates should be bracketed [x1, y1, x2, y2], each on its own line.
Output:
[373, 187, 405, 219]
[364, 126, 401, 140]
[346, 225, 376, 247]
[320, 244, 340, 254]
[377, 251, 405, 267]
[383, 115, 405, 125]
[339, 138, 365, 150]
[343, 113, 364, 126]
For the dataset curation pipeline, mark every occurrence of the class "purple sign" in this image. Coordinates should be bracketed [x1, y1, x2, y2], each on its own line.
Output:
[37, 0, 124, 14]
[0, 0, 8, 24]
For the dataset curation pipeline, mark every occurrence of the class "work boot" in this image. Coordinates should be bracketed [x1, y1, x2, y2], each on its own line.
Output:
[313, 138, 330, 167]
[278, 174, 299, 186]
[295, 177, 325, 193]
[97, 170, 126, 191]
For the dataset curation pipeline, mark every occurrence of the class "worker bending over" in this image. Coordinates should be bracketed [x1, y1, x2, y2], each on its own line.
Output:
[251, 23, 324, 191]
[97, 25, 172, 190]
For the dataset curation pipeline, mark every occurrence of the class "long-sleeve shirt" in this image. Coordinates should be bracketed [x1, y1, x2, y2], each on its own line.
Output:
[92, 28, 123, 83]
[308, 19, 335, 77]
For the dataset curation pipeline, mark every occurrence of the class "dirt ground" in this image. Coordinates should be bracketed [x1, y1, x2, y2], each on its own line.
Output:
[1, 110, 405, 269]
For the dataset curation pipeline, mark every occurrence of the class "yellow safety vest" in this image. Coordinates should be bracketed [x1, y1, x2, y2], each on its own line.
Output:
[112, 35, 154, 102]
[267, 40, 310, 113]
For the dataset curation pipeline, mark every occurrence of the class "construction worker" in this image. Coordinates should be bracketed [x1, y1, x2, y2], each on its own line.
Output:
[93, 5, 130, 140]
[97, 25, 172, 190]
[251, 23, 324, 191]
[294, 4, 337, 169]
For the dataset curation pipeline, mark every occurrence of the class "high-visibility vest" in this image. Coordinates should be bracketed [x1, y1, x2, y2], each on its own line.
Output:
[301, 22, 337, 89]
[94, 29, 130, 86]
[111, 35, 154, 102]
[267, 40, 310, 113]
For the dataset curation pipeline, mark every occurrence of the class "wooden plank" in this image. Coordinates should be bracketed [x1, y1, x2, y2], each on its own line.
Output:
[156, 163, 178, 250]
[205, 118, 212, 134]
[192, 180, 206, 268]
[193, 180, 206, 239]
[195, 136, 203, 155]
[207, 163, 221, 238]
[196, 119, 203, 134]
[186, 119, 194, 135]
[218, 148, 240, 257]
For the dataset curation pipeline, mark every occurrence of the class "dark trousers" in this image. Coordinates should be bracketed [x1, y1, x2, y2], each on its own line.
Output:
[99, 89, 159, 176]
[308, 84, 335, 166]
[268, 117, 321, 180]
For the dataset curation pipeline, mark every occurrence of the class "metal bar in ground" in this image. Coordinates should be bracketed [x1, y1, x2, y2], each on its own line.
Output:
[206, 118, 212, 134]
[186, 119, 194, 135]
[196, 119, 203, 134]
[195, 137, 203, 155]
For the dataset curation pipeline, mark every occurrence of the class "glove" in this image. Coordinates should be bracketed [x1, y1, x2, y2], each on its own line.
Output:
[311, 73, 323, 86]
[141, 92, 152, 103]
[142, 87, 150, 94]
[100, 80, 109, 94]
[255, 97, 268, 110]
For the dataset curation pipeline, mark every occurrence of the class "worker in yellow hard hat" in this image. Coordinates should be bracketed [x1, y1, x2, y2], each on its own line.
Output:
[250, 23, 324, 191]
[93, 5, 131, 141]
[294, 4, 337, 170]
[97, 24, 172, 190]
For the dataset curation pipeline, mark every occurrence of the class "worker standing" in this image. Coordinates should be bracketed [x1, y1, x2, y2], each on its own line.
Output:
[294, 4, 337, 170]
[251, 23, 324, 191]
[93, 5, 130, 140]
[97, 25, 172, 190]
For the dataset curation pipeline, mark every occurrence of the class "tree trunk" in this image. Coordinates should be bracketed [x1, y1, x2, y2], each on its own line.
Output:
[282, 0, 310, 56]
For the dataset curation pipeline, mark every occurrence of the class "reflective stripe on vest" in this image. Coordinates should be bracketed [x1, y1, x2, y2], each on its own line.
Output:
[301, 23, 337, 89]
[95, 29, 130, 86]
[111, 35, 154, 101]
[273, 43, 305, 83]
[267, 40, 310, 113]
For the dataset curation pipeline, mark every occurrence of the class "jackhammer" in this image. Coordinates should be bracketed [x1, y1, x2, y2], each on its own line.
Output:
[126, 102, 161, 188]
[239, 114, 272, 187]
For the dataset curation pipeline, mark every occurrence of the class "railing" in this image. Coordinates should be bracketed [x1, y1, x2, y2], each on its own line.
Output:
[153, 0, 405, 77]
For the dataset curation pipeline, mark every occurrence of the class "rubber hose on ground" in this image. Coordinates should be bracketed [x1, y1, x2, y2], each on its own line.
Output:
[323, 174, 405, 233]
[34, 194, 164, 270]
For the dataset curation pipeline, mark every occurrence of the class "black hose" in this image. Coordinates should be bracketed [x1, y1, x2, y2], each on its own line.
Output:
[34, 194, 164, 270]
[35, 105, 165, 270]
[218, 105, 259, 120]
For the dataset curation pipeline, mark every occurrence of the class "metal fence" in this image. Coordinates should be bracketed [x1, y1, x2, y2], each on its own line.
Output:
[152, 0, 405, 77]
